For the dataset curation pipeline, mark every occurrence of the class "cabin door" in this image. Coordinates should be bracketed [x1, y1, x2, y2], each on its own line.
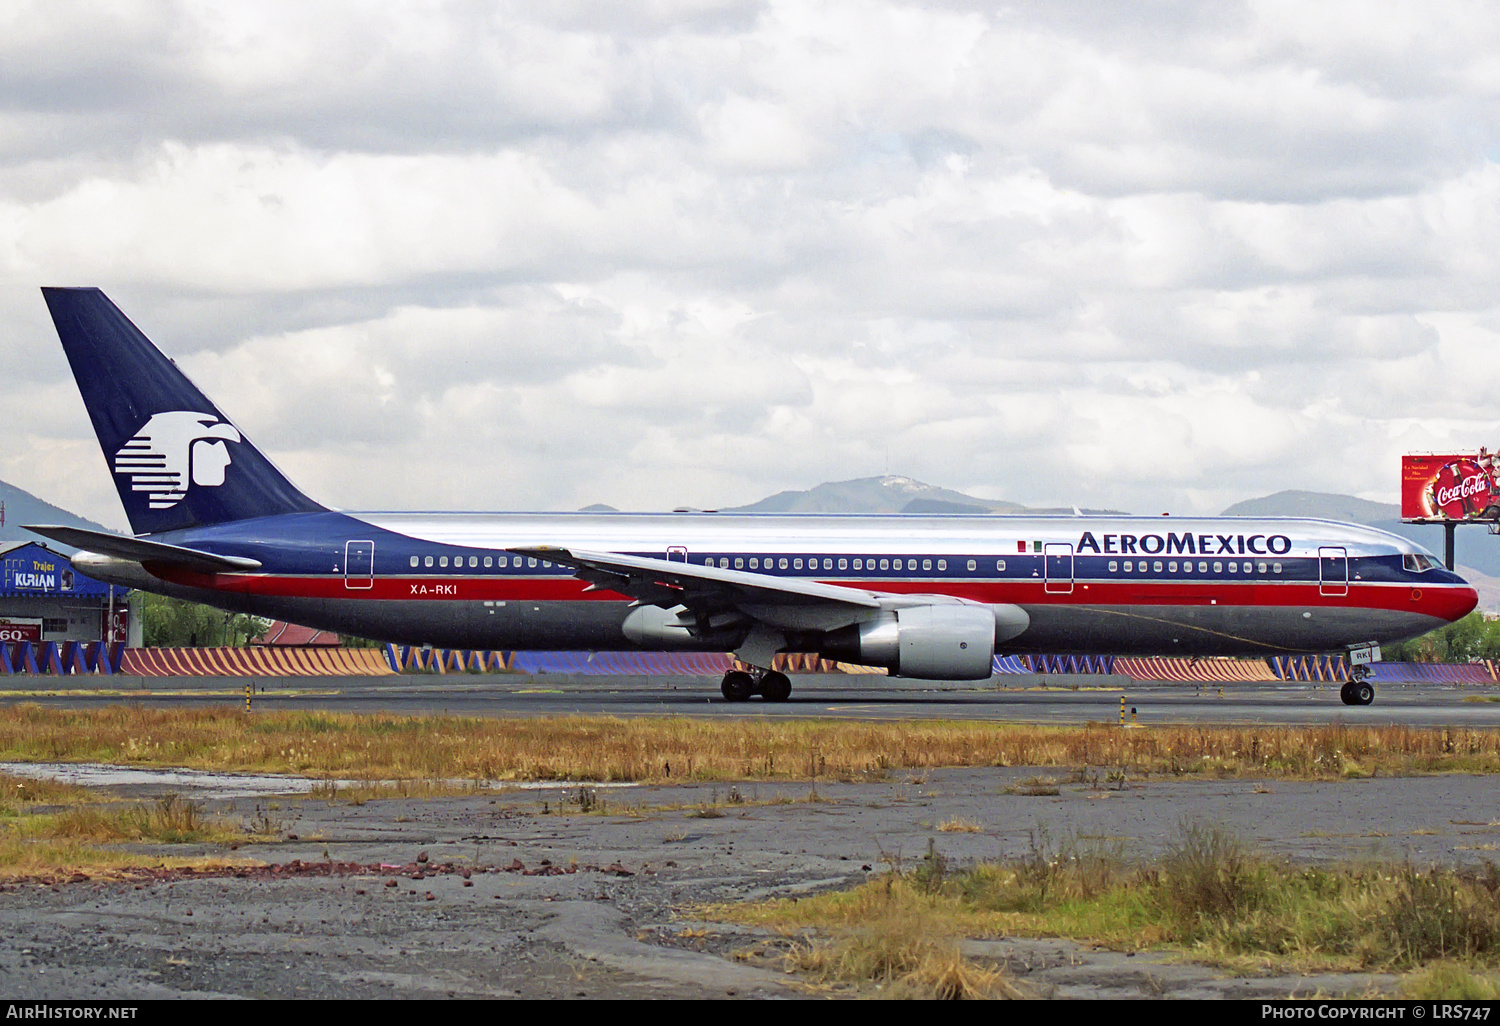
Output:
[1318, 546, 1348, 597]
[345, 540, 374, 590]
[1044, 542, 1074, 594]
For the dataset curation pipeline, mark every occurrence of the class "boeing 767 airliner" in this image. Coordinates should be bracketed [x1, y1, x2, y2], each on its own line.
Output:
[26, 288, 1478, 706]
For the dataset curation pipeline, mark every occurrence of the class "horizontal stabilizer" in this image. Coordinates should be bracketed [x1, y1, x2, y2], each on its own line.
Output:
[23, 525, 262, 573]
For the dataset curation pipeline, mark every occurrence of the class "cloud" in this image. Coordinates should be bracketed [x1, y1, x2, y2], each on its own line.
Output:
[2, 0, 1499, 526]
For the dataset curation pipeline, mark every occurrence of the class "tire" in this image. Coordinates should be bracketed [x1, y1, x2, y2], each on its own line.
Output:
[760, 671, 792, 702]
[1353, 681, 1375, 706]
[720, 670, 754, 702]
[1340, 682, 1359, 706]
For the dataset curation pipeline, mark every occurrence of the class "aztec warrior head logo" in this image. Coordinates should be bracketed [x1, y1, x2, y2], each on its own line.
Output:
[114, 412, 241, 510]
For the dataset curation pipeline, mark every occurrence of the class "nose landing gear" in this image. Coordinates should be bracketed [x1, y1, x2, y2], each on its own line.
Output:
[720, 668, 793, 702]
[1340, 666, 1375, 706]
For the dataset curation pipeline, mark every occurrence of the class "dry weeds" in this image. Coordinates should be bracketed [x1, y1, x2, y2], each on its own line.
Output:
[2, 706, 1500, 783]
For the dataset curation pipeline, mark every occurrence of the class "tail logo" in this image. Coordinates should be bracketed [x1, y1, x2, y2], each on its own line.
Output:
[113, 412, 242, 510]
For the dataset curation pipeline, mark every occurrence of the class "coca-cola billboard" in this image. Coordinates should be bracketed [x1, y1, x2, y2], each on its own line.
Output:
[1402, 451, 1500, 521]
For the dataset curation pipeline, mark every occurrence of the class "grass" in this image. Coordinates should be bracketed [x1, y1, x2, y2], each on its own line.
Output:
[708, 823, 1500, 996]
[6, 706, 1500, 783]
[0, 769, 258, 879]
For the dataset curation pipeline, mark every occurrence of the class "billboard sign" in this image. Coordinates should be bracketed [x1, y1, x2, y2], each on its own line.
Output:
[0, 619, 41, 643]
[1402, 451, 1500, 522]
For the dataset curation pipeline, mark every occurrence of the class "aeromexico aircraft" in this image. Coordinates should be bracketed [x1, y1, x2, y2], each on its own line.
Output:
[29, 288, 1478, 706]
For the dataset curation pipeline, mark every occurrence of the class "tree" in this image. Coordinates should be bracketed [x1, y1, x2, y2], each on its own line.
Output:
[139, 593, 268, 647]
[1384, 612, 1500, 662]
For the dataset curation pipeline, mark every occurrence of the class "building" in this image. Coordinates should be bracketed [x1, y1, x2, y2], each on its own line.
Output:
[0, 541, 135, 645]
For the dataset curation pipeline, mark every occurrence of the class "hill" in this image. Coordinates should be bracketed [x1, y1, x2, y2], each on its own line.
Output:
[0, 479, 114, 552]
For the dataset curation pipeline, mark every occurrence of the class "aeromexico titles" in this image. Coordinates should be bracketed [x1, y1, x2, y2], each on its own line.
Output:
[29, 288, 1478, 706]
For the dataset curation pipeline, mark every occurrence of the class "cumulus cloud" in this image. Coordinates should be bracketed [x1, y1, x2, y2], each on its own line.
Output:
[1, 0, 1498, 526]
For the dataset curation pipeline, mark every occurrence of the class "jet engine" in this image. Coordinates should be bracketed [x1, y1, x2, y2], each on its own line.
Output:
[818, 602, 1026, 680]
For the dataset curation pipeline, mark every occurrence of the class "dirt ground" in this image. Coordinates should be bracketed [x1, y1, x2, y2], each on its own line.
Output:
[4, 764, 1496, 999]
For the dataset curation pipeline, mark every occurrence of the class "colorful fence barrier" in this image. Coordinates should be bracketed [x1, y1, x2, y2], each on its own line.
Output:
[120, 647, 393, 677]
[1367, 662, 1497, 684]
[0, 642, 123, 676]
[1268, 655, 1350, 682]
[1114, 657, 1281, 682]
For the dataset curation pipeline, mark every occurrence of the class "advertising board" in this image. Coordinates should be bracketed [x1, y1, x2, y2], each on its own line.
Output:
[0, 619, 42, 643]
[1402, 450, 1500, 522]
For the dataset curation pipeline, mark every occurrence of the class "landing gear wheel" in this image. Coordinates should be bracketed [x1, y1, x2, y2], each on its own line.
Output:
[760, 671, 792, 702]
[721, 670, 754, 702]
[1340, 680, 1376, 706]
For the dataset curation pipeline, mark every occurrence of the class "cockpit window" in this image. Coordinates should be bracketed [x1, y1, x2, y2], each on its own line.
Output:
[1403, 553, 1438, 573]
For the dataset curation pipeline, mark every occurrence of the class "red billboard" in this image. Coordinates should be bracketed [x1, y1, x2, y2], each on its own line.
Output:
[0, 619, 41, 644]
[1402, 450, 1500, 522]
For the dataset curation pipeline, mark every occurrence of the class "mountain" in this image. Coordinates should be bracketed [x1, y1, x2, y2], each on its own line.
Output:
[1220, 490, 1399, 524]
[720, 475, 1125, 516]
[0, 479, 114, 552]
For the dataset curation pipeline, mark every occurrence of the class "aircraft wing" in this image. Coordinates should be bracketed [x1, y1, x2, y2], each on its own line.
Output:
[23, 525, 263, 573]
[508, 546, 881, 632]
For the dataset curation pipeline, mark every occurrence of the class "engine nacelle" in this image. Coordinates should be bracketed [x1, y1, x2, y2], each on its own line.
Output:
[819, 602, 1016, 680]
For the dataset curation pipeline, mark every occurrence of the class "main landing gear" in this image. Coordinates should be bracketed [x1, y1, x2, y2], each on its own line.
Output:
[720, 668, 792, 702]
[1340, 666, 1375, 706]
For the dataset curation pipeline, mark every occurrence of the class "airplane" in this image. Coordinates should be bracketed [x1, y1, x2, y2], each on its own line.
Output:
[26, 288, 1478, 707]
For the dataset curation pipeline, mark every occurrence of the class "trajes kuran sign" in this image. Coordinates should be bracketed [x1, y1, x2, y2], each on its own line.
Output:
[1402, 451, 1500, 522]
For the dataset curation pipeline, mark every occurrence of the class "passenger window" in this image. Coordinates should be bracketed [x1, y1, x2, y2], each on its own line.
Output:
[922, 559, 931, 571]
[498, 556, 508, 567]
[779, 558, 789, 569]
[967, 559, 976, 571]
[749, 558, 758, 568]
[1124, 561, 1132, 572]
[735, 557, 744, 569]
[440, 556, 449, 568]
[1153, 561, 1163, 572]
[838, 558, 848, 570]
[1273, 562, 1282, 573]
[996, 559, 1006, 572]
[793, 558, 803, 569]
[1168, 561, 1177, 572]
[1258, 561, 1268, 574]
[468, 556, 476, 567]
[528, 557, 537, 568]
[1109, 560, 1118, 572]
[1198, 561, 1207, 572]
[410, 556, 419, 568]
[484, 556, 492, 567]
[425, 556, 433, 567]
[937, 559, 946, 571]
[879, 559, 889, 570]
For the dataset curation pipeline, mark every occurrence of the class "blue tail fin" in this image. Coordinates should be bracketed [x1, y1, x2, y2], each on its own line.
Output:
[42, 287, 325, 535]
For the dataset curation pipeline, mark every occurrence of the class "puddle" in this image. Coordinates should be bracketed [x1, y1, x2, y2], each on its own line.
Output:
[0, 762, 637, 801]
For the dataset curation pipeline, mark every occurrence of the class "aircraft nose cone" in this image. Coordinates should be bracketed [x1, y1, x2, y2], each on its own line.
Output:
[1420, 582, 1479, 623]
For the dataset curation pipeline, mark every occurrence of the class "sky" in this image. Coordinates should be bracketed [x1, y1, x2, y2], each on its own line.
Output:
[2, 0, 1499, 532]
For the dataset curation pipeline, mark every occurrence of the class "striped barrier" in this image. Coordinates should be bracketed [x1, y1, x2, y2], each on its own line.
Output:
[1367, 662, 1497, 684]
[119, 647, 393, 677]
[1021, 654, 1118, 675]
[0, 641, 124, 676]
[1268, 655, 1350, 682]
[1113, 657, 1281, 682]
